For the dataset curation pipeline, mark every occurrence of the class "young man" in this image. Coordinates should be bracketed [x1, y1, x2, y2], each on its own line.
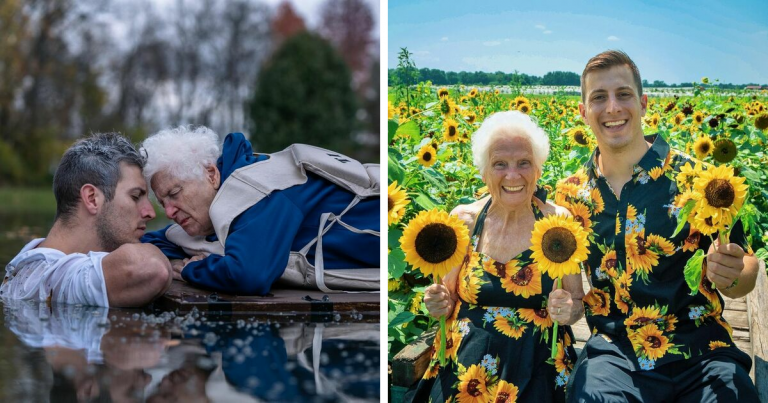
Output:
[1, 133, 172, 308]
[564, 50, 759, 401]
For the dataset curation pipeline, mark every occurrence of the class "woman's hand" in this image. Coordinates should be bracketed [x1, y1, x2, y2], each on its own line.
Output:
[548, 276, 584, 325]
[424, 283, 455, 318]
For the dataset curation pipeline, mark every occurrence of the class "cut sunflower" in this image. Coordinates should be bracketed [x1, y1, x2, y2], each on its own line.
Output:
[400, 208, 470, 366]
[531, 215, 590, 279]
[400, 209, 469, 280]
[692, 164, 748, 231]
[387, 181, 410, 226]
[417, 144, 438, 167]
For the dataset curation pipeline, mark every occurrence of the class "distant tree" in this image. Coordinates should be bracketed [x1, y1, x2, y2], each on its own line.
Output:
[249, 32, 357, 154]
[541, 71, 580, 86]
[271, 1, 305, 42]
[319, 0, 374, 80]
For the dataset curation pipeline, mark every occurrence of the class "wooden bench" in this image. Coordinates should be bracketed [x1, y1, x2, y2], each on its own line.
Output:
[390, 261, 768, 399]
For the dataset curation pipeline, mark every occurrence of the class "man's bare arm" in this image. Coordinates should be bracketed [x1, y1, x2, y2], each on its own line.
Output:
[102, 243, 173, 307]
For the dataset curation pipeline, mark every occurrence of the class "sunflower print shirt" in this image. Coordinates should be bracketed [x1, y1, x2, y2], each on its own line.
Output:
[411, 198, 577, 403]
[557, 134, 750, 372]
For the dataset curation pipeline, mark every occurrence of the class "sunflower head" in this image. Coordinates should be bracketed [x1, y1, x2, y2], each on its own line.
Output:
[518, 102, 532, 114]
[388, 181, 411, 226]
[444, 118, 459, 142]
[400, 209, 470, 280]
[530, 215, 590, 279]
[712, 138, 737, 163]
[417, 144, 438, 167]
[438, 87, 449, 98]
[692, 164, 748, 232]
[693, 136, 714, 159]
[569, 127, 591, 147]
[755, 113, 768, 131]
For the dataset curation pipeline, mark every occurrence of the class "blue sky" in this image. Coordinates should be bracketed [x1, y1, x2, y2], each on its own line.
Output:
[388, 0, 768, 84]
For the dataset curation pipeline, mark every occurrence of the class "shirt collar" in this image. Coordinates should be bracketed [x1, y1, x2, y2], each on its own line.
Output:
[586, 133, 670, 179]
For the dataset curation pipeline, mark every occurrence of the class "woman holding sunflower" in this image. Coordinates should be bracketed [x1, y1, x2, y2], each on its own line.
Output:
[408, 111, 586, 403]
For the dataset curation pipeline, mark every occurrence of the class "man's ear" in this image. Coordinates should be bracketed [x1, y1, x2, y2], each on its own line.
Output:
[640, 94, 648, 116]
[206, 165, 221, 190]
[80, 184, 104, 215]
[579, 103, 587, 121]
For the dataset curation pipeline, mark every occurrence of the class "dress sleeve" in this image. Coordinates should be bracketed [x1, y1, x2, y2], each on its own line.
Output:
[181, 193, 304, 295]
[140, 225, 190, 260]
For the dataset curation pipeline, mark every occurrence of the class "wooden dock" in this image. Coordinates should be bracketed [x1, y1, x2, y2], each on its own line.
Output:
[152, 280, 380, 322]
[391, 262, 768, 401]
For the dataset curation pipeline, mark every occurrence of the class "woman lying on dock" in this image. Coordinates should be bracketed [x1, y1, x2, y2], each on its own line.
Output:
[140, 126, 380, 295]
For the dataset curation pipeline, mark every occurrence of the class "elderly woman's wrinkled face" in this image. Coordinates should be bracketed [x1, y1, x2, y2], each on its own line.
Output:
[151, 166, 220, 237]
[483, 134, 540, 209]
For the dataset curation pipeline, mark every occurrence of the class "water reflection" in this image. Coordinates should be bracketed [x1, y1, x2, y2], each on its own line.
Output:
[0, 299, 379, 402]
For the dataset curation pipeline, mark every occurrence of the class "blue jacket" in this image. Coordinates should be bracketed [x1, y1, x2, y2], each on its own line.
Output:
[142, 133, 379, 295]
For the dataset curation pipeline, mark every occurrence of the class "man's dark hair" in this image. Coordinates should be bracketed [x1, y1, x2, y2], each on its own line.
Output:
[53, 133, 144, 223]
[581, 50, 643, 102]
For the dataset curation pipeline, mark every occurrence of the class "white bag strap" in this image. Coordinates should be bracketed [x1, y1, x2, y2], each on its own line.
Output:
[299, 196, 380, 292]
[312, 324, 324, 395]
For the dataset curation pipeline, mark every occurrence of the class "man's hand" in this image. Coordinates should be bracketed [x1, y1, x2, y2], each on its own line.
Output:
[706, 241, 746, 290]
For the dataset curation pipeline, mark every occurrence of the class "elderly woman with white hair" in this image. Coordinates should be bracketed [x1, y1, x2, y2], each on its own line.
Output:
[410, 111, 585, 403]
[139, 127, 380, 295]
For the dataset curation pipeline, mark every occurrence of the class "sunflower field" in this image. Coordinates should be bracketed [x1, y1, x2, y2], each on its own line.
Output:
[387, 75, 768, 359]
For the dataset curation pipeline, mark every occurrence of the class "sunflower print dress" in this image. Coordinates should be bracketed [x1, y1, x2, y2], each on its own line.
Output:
[410, 198, 577, 403]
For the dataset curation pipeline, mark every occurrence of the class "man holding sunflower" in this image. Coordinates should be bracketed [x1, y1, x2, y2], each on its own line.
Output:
[565, 50, 760, 401]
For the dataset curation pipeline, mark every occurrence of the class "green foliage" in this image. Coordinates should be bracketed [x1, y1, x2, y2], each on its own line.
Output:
[249, 32, 357, 154]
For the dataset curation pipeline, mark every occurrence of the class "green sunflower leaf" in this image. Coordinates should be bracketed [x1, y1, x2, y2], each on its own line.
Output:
[683, 249, 706, 296]
[389, 228, 403, 249]
[422, 168, 448, 189]
[672, 199, 696, 238]
[396, 120, 421, 141]
[389, 311, 416, 328]
[388, 119, 399, 144]
[388, 149, 405, 185]
[389, 247, 406, 278]
[755, 248, 768, 262]
[414, 191, 439, 210]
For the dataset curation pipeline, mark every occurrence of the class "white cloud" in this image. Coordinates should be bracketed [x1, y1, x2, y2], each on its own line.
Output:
[607, 35, 620, 41]
[441, 37, 448, 41]
[535, 24, 546, 30]
[504, 38, 511, 42]
[543, 30, 552, 34]
[483, 41, 502, 46]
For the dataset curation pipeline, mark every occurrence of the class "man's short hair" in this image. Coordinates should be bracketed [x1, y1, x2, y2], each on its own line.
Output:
[53, 133, 144, 222]
[581, 50, 643, 102]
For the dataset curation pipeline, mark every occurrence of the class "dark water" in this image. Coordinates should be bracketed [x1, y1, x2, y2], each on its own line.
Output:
[0, 300, 380, 402]
[0, 194, 380, 402]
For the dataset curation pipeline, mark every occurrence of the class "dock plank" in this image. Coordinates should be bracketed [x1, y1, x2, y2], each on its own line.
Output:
[154, 280, 379, 320]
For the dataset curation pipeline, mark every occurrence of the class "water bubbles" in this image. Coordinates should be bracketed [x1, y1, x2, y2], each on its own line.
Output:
[203, 332, 218, 346]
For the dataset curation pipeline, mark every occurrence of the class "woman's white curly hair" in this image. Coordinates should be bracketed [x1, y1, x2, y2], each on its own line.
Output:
[471, 111, 550, 175]
[141, 125, 221, 184]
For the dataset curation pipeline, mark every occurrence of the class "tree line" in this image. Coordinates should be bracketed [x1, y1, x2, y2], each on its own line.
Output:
[387, 67, 766, 89]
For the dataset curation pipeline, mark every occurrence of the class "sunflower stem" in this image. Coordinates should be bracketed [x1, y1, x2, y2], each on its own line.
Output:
[435, 274, 447, 367]
[551, 277, 562, 360]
